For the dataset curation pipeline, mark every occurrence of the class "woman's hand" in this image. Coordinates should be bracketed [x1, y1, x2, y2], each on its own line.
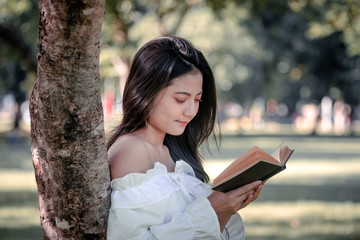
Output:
[208, 180, 263, 232]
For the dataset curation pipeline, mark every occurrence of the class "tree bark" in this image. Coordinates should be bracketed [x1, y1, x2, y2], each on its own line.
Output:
[30, 0, 110, 239]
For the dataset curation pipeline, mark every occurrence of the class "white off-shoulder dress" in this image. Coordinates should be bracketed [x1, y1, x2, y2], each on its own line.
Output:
[107, 160, 245, 240]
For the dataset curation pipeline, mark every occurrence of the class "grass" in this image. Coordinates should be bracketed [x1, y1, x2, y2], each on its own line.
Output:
[0, 139, 42, 240]
[202, 135, 360, 240]
[0, 131, 360, 239]
[241, 201, 360, 240]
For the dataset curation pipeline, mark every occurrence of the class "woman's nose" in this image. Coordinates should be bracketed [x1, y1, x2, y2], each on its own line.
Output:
[184, 101, 198, 117]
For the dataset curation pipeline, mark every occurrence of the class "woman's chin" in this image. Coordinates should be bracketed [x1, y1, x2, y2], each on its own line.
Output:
[168, 129, 186, 136]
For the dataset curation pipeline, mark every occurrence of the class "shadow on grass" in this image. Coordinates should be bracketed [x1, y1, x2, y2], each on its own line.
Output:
[0, 226, 42, 240]
[208, 150, 360, 161]
[258, 183, 360, 202]
[245, 232, 360, 240]
[0, 142, 32, 169]
[0, 190, 39, 207]
[299, 233, 360, 240]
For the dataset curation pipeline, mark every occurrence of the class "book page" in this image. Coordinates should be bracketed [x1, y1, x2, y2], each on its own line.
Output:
[280, 146, 294, 165]
[270, 143, 283, 160]
[270, 144, 294, 165]
[213, 147, 257, 181]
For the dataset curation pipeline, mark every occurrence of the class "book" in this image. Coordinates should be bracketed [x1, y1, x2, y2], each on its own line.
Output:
[212, 143, 294, 192]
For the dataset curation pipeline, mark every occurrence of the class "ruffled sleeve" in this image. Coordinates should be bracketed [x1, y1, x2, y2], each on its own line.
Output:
[220, 213, 245, 240]
[107, 161, 222, 240]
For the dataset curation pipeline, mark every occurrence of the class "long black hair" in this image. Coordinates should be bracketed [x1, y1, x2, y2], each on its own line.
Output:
[107, 36, 218, 182]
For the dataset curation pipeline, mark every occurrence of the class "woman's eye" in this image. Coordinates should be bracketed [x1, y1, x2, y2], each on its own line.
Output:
[176, 99, 186, 103]
[195, 98, 203, 102]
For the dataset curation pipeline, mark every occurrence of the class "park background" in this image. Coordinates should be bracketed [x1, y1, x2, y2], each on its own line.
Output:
[1, 0, 360, 239]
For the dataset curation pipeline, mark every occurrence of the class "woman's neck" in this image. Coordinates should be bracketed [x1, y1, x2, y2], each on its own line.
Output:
[132, 125, 165, 147]
[131, 126, 174, 172]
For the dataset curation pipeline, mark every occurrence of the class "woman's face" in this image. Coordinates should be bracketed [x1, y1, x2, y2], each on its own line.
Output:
[147, 68, 203, 136]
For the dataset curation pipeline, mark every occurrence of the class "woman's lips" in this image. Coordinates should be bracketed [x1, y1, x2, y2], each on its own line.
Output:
[177, 121, 189, 127]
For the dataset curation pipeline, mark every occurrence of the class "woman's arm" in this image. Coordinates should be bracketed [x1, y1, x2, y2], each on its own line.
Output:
[208, 180, 263, 231]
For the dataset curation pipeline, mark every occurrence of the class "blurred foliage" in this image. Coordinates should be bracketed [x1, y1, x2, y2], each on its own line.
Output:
[0, 0, 37, 98]
[0, 0, 360, 117]
[231, 0, 360, 113]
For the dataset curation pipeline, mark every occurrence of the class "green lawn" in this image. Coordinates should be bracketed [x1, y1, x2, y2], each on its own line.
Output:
[1, 135, 360, 239]
[203, 136, 360, 240]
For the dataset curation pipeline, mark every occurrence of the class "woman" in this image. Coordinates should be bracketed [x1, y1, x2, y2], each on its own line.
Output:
[107, 36, 263, 239]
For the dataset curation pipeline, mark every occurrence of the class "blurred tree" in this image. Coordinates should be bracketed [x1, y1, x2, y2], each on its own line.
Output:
[300, 0, 360, 57]
[252, 0, 360, 115]
[30, 0, 110, 238]
[206, 0, 360, 118]
[293, 0, 360, 114]
[1, 0, 360, 126]
[100, 0, 203, 101]
[0, 0, 37, 134]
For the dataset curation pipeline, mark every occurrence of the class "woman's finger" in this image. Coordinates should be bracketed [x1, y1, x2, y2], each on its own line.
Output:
[239, 194, 253, 209]
[240, 184, 264, 210]
[229, 180, 262, 197]
[252, 184, 263, 201]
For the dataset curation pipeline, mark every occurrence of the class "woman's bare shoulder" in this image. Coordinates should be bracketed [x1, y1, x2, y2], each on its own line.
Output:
[108, 135, 152, 179]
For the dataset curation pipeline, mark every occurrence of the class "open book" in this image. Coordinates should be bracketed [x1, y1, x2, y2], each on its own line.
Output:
[212, 144, 294, 192]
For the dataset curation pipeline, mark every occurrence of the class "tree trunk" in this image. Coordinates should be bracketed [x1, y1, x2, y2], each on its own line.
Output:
[29, 0, 110, 239]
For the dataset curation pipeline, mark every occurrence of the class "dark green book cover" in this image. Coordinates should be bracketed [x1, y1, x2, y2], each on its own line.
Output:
[212, 146, 294, 193]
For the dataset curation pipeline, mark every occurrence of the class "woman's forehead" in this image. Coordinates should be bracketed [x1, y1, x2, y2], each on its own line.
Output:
[169, 69, 203, 90]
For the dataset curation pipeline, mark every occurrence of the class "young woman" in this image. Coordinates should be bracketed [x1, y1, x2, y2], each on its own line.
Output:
[107, 36, 263, 239]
